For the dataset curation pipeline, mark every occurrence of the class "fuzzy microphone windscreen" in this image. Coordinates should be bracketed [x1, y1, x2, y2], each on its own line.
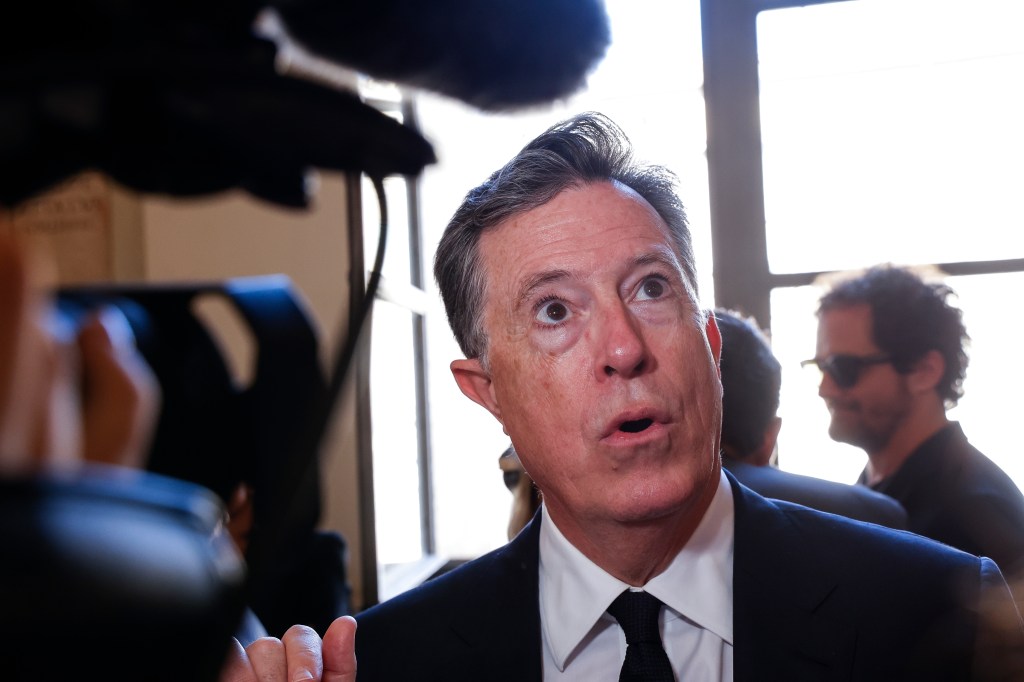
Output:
[270, 0, 611, 111]
[0, 0, 607, 207]
[0, 38, 435, 208]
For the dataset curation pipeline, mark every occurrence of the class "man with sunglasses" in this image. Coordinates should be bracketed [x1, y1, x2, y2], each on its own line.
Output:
[717, 308, 908, 529]
[809, 264, 1024, 583]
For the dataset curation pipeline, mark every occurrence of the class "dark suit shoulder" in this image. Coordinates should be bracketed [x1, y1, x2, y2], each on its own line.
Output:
[768, 494, 976, 571]
[724, 459, 908, 529]
[730, 477, 1020, 680]
[354, 519, 542, 681]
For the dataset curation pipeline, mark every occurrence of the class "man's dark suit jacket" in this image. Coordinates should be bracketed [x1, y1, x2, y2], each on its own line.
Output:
[355, 473, 1023, 681]
[723, 456, 908, 529]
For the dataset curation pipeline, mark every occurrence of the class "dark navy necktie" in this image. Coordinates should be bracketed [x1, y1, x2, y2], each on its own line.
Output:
[607, 590, 675, 681]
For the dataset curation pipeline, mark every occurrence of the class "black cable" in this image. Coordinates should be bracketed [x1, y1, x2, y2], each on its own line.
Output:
[324, 174, 388, 431]
[247, 173, 388, 603]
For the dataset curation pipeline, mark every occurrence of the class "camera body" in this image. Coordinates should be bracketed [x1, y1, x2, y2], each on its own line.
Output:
[0, 465, 247, 681]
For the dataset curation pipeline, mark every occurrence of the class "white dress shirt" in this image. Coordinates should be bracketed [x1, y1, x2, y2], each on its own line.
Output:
[539, 470, 735, 680]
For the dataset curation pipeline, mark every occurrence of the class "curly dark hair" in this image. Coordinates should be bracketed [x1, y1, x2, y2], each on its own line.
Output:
[817, 265, 969, 408]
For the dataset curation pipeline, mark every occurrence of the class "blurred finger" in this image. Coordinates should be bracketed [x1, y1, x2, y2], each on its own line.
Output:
[31, 311, 83, 466]
[0, 235, 80, 471]
[0, 235, 41, 466]
[78, 305, 160, 468]
[0, 235, 29, 430]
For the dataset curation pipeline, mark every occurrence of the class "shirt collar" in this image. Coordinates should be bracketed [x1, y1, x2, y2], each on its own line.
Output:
[539, 470, 735, 671]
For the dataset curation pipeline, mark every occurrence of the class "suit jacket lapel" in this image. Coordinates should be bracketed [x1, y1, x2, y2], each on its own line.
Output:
[445, 480, 859, 681]
[446, 513, 544, 681]
[729, 472, 857, 681]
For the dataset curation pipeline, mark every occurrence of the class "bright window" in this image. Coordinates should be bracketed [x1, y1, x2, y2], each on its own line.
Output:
[757, 0, 1024, 487]
[759, 0, 1024, 275]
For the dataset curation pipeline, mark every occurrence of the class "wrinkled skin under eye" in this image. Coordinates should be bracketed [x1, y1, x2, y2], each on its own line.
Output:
[536, 299, 570, 325]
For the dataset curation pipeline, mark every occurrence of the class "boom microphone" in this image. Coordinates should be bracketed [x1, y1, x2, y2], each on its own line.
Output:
[270, 0, 611, 111]
[1, 0, 610, 207]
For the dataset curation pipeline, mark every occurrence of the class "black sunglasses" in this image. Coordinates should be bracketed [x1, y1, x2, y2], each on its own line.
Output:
[800, 353, 893, 389]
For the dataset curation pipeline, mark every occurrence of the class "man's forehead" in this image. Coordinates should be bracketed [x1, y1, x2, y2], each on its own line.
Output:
[819, 304, 877, 346]
[480, 182, 675, 269]
[492, 179, 658, 229]
[822, 303, 873, 328]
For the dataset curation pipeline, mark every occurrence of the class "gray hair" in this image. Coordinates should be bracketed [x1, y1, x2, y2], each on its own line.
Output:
[433, 112, 696, 364]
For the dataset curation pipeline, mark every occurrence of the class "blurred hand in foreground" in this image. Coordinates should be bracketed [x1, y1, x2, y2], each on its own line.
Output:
[0, 233, 160, 474]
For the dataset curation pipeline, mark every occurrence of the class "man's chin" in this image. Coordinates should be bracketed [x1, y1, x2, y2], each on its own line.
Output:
[828, 420, 856, 446]
[828, 420, 871, 450]
[615, 475, 716, 526]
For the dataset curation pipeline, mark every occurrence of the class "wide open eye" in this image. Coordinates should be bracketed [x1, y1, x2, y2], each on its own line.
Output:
[636, 276, 667, 301]
[535, 299, 571, 325]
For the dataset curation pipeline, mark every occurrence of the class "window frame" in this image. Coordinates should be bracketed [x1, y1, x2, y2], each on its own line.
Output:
[701, 0, 1024, 330]
[350, 96, 439, 608]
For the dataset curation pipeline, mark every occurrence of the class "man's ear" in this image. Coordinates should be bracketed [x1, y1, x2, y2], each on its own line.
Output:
[451, 358, 503, 423]
[705, 312, 722, 372]
[908, 349, 945, 394]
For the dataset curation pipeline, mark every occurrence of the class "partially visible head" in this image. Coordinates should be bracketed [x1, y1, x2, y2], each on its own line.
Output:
[715, 309, 782, 464]
[816, 265, 968, 408]
[498, 444, 541, 540]
[434, 112, 695, 369]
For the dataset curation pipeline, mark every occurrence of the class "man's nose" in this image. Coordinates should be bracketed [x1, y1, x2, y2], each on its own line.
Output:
[817, 370, 840, 399]
[595, 302, 649, 379]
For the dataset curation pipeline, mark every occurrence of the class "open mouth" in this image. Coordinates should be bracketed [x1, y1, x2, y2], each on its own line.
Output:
[619, 418, 654, 433]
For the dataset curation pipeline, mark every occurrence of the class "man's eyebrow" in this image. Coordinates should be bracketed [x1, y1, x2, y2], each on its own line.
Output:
[512, 252, 682, 310]
[514, 269, 571, 310]
[634, 250, 682, 273]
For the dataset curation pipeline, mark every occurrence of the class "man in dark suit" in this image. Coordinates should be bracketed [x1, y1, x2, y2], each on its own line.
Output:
[223, 113, 1023, 680]
[714, 308, 908, 529]
[351, 113, 1023, 680]
[354, 473, 1018, 680]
